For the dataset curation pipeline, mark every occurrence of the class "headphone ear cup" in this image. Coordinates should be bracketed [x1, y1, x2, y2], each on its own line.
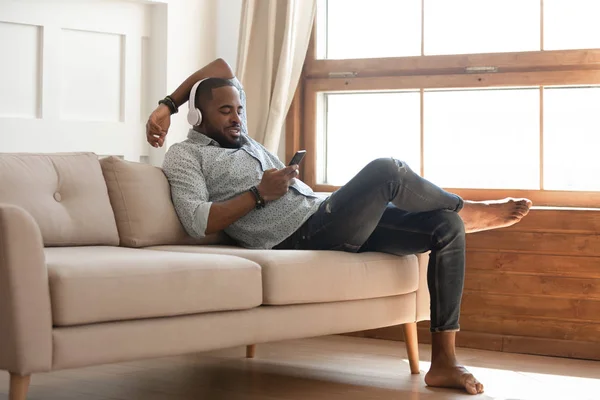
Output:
[195, 109, 203, 126]
[187, 78, 208, 126]
[187, 108, 203, 126]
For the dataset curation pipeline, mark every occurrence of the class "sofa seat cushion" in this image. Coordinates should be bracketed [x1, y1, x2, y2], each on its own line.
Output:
[45, 247, 262, 326]
[147, 246, 419, 305]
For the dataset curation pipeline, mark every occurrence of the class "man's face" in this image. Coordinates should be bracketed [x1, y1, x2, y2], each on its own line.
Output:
[198, 86, 243, 148]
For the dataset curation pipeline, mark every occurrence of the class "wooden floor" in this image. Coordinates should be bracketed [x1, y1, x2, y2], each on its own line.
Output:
[1, 336, 599, 400]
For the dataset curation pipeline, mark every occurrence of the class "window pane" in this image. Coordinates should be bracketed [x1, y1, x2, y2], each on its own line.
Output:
[543, 87, 600, 191]
[544, 0, 600, 50]
[323, 92, 421, 186]
[322, 0, 421, 59]
[424, 89, 540, 189]
[424, 0, 540, 55]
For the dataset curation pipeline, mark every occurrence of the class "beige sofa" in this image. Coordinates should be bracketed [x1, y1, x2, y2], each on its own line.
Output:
[0, 152, 430, 400]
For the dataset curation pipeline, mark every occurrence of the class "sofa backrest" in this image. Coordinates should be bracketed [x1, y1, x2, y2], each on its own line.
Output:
[99, 156, 230, 248]
[0, 152, 119, 246]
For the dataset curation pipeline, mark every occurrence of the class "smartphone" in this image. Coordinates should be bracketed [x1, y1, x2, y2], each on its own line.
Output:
[288, 150, 306, 166]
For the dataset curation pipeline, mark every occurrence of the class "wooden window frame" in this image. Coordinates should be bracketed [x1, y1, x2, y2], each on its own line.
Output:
[287, 2, 600, 208]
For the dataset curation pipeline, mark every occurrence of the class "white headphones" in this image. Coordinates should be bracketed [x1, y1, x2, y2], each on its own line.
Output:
[187, 78, 210, 126]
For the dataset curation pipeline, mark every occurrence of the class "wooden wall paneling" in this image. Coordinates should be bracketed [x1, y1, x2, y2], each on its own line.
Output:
[466, 251, 600, 278]
[498, 208, 600, 234]
[352, 207, 600, 361]
[463, 270, 600, 299]
[461, 292, 600, 323]
[458, 314, 600, 343]
[355, 322, 600, 361]
[466, 231, 600, 257]
[502, 336, 600, 360]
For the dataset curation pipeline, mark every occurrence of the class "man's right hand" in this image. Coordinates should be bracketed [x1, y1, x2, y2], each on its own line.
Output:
[257, 166, 299, 202]
[146, 104, 171, 148]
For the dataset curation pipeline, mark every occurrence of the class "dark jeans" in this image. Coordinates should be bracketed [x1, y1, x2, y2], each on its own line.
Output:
[275, 158, 466, 332]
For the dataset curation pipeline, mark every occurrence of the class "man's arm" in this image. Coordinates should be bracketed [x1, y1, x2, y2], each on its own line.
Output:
[206, 192, 256, 234]
[206, 166, 300, 234]
[168, 58, 235, 108]
[146, 58, 235, 147]
[165, 148, 300, 238]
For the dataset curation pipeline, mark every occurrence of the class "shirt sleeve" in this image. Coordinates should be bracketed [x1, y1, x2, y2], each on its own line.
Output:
[162, 146, 212, 239]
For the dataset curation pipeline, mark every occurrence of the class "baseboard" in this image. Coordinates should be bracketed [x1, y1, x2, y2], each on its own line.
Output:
[342, 326, 600, 361]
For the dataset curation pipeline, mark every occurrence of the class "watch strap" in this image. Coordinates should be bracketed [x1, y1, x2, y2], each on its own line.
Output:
[249, 186, 265, 209]
[158, 96, 178, 115]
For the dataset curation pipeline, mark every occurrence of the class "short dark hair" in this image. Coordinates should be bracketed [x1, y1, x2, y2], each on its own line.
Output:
[195, 78, 235, 109]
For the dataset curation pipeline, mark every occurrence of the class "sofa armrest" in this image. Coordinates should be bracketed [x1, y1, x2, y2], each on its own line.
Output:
[415, 252, 431, 323]
[0, 204, 52, 374]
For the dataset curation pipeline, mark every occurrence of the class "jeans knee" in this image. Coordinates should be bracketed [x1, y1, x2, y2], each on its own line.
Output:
[365, 158, 411, 183]
[432, 211, 465, 246]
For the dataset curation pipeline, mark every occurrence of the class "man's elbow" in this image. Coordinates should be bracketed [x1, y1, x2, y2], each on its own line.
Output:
[211, 58, 235, 79]
[205, 216, 226, 235]
[204, 224, 218, 236]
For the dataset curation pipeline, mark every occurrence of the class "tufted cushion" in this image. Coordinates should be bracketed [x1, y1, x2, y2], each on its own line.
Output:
[0, 152, 119, 246]
[99, 156, 231, 247]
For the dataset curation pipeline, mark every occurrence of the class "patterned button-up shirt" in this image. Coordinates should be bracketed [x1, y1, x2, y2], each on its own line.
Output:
[162, 79, 324, 249]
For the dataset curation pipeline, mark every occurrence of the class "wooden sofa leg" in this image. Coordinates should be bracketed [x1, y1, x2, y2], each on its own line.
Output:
[9, 373, 31, 400]
[403, 322, 420, 374]
[246, 344, 256, 359]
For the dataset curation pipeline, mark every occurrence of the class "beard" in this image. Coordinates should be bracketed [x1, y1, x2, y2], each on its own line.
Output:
[204, 123, 242, 149]
[218, 136, 242, 149]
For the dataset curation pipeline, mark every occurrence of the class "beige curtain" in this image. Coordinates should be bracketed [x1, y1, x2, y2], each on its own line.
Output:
[236, 0, 317, 153]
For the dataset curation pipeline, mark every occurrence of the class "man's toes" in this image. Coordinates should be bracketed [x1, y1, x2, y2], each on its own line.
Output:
[464, 381, 479, 395]
[516, 205, 530, 215]
[515, 203, 529, 211]
[476, 382, 484, 393]
[463, 375, 481, 395]
[516, 199, 532, 208]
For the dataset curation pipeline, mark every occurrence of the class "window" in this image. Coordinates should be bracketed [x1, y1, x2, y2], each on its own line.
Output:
[289, 0, 600, 207]
[321, 91, 421, 185]
[423, 88, 540, 190]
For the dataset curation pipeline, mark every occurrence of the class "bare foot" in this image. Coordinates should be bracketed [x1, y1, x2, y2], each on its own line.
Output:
[425, 363, 484, 395]
[459, 198, 532, 233]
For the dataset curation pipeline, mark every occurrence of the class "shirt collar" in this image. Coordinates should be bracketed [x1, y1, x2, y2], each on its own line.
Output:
[187, 129, 220, 146]
[187, 129, 248, 147]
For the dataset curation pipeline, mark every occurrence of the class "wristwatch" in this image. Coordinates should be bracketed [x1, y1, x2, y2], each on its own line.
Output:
[249, 186, 265, 209]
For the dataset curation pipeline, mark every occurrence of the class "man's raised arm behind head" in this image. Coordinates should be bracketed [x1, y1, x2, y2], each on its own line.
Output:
[146, 58, 235, 148]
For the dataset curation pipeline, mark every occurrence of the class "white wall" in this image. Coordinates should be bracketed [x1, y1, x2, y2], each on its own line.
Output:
[216, 0, 243, 68]
[164, 0, 292, 162]
[0, 0, 152, 160]
[163, 0, 218, 147]
[0, 0, 287, 163]
[161, 0, 244, 148]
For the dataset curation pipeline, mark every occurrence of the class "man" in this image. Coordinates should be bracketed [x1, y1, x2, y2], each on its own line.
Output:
[146, 58, 532, 395]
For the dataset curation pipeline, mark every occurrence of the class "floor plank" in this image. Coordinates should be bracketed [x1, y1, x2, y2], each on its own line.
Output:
[1, 336, 598, 399]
